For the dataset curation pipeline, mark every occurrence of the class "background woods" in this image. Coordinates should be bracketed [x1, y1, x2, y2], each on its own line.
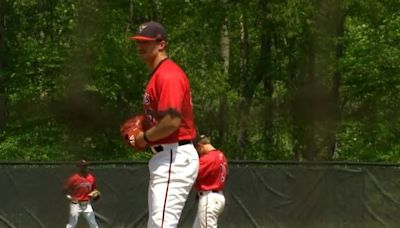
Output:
[0, 0, 400, 162]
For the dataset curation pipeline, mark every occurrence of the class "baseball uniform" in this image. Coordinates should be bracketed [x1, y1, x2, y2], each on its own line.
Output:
[64, 172, 99, 228]
[144, 58, 199, 228]
[193, 149, 228, 228]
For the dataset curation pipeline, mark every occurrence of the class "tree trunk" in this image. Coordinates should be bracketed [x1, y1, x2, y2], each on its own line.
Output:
[258, 0, 274, 158]
[239, 13, 248, 84]
[125, 0, 134, 34]
[237, 0, 273, 159]
[327, 1, 346, 159]
[289, 2, 320, 161]
[218, 1, 229, 146]
[0, 0, 7, 130]
[237, 8, 249, 159]
[291, 0, 346, 161]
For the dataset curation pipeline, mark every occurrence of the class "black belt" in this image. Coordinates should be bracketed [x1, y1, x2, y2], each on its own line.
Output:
[198, 190, 220, 196]
[71, 200, 89, 204]
[152, 140, 192, 153]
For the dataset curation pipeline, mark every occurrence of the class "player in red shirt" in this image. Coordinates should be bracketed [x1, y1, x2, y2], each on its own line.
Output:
[64, 160, 100, 228]
[129, 21, 199, 228]
[193, 134, 228, 228]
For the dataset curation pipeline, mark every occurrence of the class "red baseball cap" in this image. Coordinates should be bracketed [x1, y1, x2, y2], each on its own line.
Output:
[129, 21, 167, 42]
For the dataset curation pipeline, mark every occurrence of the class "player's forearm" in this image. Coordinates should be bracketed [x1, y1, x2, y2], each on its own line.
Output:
[145, 115, 181, 142]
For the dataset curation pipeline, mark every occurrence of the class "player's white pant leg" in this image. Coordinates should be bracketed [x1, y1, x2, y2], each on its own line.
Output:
[193, 192, 225, 228]
[148, 143, 199, 228]
[192, 213, 201, 228]
[67, 202, 98, 228]
[79, 203, 98, 228]
[82, 211, 99, 228]
[66, 203, 80, 228]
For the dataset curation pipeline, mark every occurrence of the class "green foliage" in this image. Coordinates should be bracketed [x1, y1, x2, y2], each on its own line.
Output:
[339, 10, 400, 161]
[0, 117, 69, 160]
[1, 0, 400, 162]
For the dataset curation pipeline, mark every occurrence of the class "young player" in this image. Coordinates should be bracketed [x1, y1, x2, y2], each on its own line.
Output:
[128, 21, 199, 228]
[193, 134, 228, 228]
[64, 160, 101, 228]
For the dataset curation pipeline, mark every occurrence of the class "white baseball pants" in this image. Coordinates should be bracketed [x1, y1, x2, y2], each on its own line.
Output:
[66, 202, 99, 228]
[193, 191, 225, 228]
[148, 143, 199, 228]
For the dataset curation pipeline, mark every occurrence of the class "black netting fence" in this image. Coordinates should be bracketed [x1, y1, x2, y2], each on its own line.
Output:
[0, 161, 400, 228]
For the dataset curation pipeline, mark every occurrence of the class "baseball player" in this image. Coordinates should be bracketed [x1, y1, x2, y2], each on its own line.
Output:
[128, 21, 199, 228]
[193, 134, 228, 228]
[64, 160, 101, 228]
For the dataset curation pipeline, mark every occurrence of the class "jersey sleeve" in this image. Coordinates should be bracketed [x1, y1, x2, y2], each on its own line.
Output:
[91, 174, 97, 190]
[155, 71, 186, 113]
[63, 175, 74, 192]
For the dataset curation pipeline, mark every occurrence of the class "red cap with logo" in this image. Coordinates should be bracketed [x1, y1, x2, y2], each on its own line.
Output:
[129, 21, 167, 42]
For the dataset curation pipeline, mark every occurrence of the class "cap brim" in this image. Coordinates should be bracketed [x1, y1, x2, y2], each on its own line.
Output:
[128, 36, 156, 41]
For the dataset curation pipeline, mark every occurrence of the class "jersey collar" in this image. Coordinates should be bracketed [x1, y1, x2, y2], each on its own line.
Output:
[150, 58, 169, 77]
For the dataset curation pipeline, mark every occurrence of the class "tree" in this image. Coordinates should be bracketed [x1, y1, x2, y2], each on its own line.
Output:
[0, 0, 6, 131]
[2, 0, 400, 162]
[286, 0, 347, 161]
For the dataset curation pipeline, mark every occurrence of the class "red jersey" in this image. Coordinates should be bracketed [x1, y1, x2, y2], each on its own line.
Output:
[195, 150, 228, 191]
[64, 172, 96, 201]
[143, 58, 196, 145]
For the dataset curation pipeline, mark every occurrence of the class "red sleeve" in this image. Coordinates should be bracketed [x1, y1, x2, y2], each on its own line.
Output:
[64, 175, 73, 191]
[155, 71, 186, 113]
[90, 174, 97, 190]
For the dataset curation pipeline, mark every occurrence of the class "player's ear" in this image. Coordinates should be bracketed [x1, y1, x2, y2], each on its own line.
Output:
[158, 40, 167, 51]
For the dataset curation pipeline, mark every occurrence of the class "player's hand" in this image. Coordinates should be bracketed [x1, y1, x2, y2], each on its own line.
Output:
[120, 115, 150, 151]
[88, 190, 101, 201]
[130, 131, 147, 149]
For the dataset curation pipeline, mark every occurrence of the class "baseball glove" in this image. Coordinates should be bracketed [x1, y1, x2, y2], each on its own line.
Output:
[120, 114, 151, 151]
[89, 189, 101, 201]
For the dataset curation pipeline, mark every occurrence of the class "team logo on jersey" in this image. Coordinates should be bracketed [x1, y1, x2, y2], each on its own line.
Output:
[143, 93, 150, 105]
